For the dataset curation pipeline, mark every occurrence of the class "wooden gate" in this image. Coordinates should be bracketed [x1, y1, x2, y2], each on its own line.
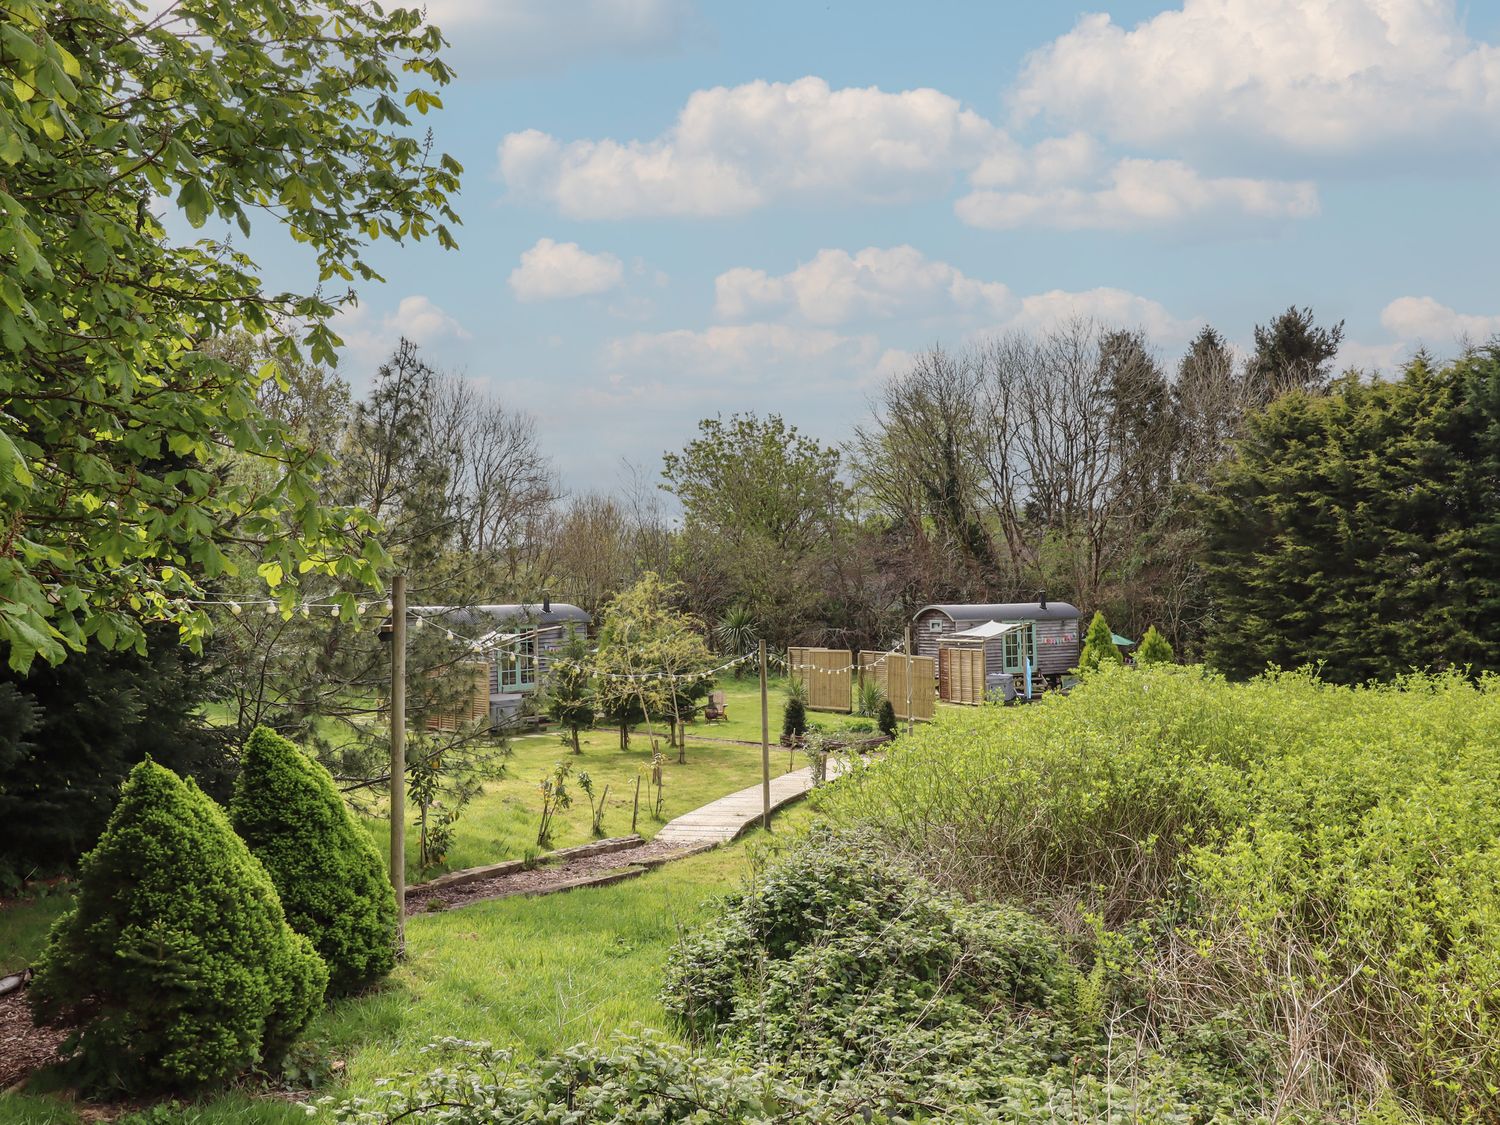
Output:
[787, 647, 853, 713]
[938, 645, 986, 705]
[860, 651, 936, 721]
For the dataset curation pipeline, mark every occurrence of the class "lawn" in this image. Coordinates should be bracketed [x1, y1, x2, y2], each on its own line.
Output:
[0, 807, 813, 1124]
[375, 719, 803, 884]
[698, 674, 886, 744]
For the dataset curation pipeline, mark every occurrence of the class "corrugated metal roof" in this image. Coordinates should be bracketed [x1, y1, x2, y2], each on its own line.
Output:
[410, 603, 591, 627]
[917, 602, 1081, 623]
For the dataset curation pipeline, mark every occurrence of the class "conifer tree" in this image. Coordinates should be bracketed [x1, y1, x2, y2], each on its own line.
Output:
[231, 727, 396, 997]
[1136, 625, 1175, 666]
[31, 760, 326, 1093]
[781, 697, 808, 745]
[544, 626, 597, 754]
[1079, 611, 1124, 672]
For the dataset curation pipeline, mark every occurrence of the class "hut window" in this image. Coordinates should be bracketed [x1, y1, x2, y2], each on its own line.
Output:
[500, 636, 536, 691]
[927, 619, 943, 632]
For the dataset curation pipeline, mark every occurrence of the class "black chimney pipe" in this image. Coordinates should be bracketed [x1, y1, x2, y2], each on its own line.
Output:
[542, 591, 551, 614]
[1037, 589, 1047, 610]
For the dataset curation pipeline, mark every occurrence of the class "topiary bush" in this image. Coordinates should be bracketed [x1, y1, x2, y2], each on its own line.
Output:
[230, 726, 396, 997]
[29, 759, 327, 1094]
[877, 698, 897, 738]
[779, 696, 807, 746]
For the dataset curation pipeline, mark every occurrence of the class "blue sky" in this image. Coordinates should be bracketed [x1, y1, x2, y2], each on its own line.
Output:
[250, 0, 1500, 491]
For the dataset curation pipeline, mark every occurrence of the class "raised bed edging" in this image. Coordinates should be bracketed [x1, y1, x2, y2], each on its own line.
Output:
[406, 835, 644, 898]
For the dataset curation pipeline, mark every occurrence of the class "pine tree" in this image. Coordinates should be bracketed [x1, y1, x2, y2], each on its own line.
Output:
[1136, 625, 1175, 666]
[0, 628, 231, 881]
[544, 626, 596, 754]
[1079, 611, 1124, 672]
[30, 760, 326, 1094]
[230, 728, 396, 997]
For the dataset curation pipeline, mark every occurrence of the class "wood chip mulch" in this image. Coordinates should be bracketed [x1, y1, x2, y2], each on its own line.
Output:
[0, 984, 67, 1090]
[407, 838, 707, 914]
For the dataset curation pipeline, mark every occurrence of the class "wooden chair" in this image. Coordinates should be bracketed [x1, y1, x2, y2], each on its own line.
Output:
[703, 690, 728, 722]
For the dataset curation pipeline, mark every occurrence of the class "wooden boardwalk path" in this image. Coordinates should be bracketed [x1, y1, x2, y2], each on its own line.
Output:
[653, 758, 842, 846]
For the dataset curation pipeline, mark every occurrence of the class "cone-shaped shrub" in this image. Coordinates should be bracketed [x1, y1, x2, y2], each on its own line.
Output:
[231, 727, 396, 997]
[29, 759, 326, 1094]
[877, 699, 898, 739]
[780, 697, 807, 746]
[1136, 625, 1175, 666]
[1078, 610, 1124, 671]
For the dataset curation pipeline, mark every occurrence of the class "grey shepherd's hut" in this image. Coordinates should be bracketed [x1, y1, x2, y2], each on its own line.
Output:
[407, 599, 590, 729]
[913, 599, 1081, 701]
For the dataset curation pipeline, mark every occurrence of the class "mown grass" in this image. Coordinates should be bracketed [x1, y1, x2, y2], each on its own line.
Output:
[375, 720, 801, 884]
[0, 806, 812, 1124]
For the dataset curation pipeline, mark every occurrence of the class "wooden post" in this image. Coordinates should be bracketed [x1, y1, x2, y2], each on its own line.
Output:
[759, 639, 770, 831]
[389, 573, 407, 956]
[904, 625, 914, 736]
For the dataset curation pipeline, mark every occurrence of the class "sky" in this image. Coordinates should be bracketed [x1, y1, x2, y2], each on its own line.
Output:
[246, 0, 1500, 492]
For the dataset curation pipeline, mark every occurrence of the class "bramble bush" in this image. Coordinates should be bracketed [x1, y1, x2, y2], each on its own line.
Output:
[230, 727, 396, 997]
[824, 666, 1500, 1120]
[30, 759, 327, 1094]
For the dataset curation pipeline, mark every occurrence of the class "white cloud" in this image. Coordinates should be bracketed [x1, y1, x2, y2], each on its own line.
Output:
[499, 76, 1005, 219]
[715, 245, 1012, 325]
[956, 158, 1318, 230]
[1001, 287, 1199, 346]
[508, 238, 625, 301]
[602, 323, 884, 384]
[332, 295, 470, 375]
[1013, 0, 1500, 156]
[1380, 296, 1500, 343]
[419, 0, 701, 74]
[1330, 297, 1500, 374]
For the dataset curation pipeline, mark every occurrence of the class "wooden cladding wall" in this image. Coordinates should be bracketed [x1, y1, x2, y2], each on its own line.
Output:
[861, 651, 936, 721]
[938, 646, 986, 705]
[787, 646, 853, 713]
[426, 660, 492, 732]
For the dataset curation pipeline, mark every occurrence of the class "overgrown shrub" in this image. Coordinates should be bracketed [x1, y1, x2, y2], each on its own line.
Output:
[30, 759, 327, 1094]
[230, 727, 396, 997]
[779, 696, 807, 745]
[825, 666, 1500, 1119]
[331, 1034, 1240, 1125]
[877, 698, 897, 738]
[662, 829, 1253, 1120]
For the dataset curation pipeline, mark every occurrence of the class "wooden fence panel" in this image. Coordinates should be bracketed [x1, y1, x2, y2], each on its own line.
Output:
[938, 646, 986, 705]
[787, 646, 853, 713]
[426, 660, 491, 732]
[860, 651, 936, 721]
